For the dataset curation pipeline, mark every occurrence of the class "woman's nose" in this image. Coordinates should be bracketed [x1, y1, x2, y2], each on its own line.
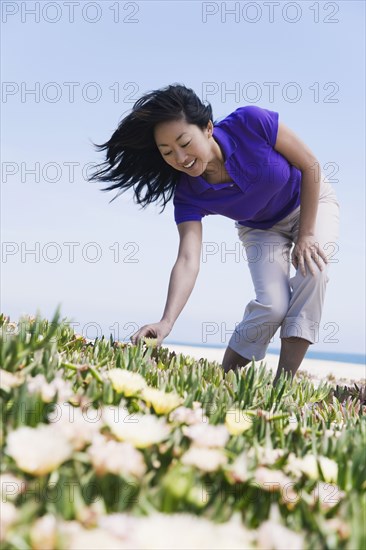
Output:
[175, 152, 188, 165]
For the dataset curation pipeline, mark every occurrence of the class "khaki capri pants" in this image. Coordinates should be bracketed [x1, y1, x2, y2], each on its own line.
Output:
[227, 173, 340, 361]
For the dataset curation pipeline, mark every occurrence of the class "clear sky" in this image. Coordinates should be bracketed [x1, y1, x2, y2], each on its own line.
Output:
[1, 1, 365, 355]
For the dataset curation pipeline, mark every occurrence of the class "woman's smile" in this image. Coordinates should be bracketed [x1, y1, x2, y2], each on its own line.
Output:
[182, 158, 197, 169]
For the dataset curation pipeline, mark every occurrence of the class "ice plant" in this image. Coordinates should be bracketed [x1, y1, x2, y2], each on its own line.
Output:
[5, 424, 73, 476]
[48, 403, 103, 451]
[140, 386, 183, 414]
[181, 446, 228, 472]
[0, 473, 26, 502]
[285, 454, 338, 483]
[87, 433, 147, 478]
[29, 514, 58, 550]
[169, 405, 208, 425]
[102, 406, 171, 448]
[105, 368, 147, 396]
[225, 408, 253, 435]
[182, 422, 230, 448]
[0, 369, 24, 391]
[0, 308, 365, 550]
[224, 452, 249, 483]
[0, 502, 18, 543]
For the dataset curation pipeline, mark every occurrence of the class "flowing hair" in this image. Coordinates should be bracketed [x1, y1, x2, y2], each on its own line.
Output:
[87, 83, 215, 213]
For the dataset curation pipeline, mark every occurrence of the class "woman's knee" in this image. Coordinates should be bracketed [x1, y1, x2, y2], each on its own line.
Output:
[294, 264, 330, 288]
[244, 297, 289, 327]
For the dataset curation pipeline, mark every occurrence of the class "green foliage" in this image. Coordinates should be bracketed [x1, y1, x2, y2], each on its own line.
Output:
[0, 308, 365, 550]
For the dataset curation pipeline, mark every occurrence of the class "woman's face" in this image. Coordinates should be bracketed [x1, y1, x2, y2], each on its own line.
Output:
[154, 117, 222, 176]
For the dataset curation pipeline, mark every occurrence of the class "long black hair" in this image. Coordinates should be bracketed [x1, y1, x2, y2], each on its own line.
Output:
[87, 83, 214, 213]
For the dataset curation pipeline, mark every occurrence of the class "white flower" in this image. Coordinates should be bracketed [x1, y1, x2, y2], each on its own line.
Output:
[5, 424, 73, 475]
[311, 481, 345, 510]
[283, 413, 299, 433]
[26, 372, 73, 403]
[0, 502, 18, 543]
[257, 520, 304, 549]
[87, 434, 146, 478]
[181, 445, 227, 472]
[225, 452, 249, 483]
[323, 517, 350, 539]
[66, 526, 126, 550]
[103, 406, 171, 448]
[115, 511, 255, 549]
[48, 403, 102, 451]
[248, 446, 285, 466]
[285, 454, 338, 483]
[105, 368, 147, 396]
[0, 473, 25, 501]
[0, 369, 24, 391]
[49, 371, 74, 403]
[253, 467, 299, 504]
[98, 513, 138, 541]
[27, 373, 55, 402]
[324, 428, 342, 439]
[182, 423, 230, 448]
[72, 509, 251, 549]
[169, 405, 208, 425]
[30, 514, 57, 550]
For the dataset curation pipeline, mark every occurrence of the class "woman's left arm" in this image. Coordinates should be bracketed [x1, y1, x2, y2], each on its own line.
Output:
[273, 121, 328, 277]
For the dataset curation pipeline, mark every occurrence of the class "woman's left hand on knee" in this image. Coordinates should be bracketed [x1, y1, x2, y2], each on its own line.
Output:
[292, 235, 328, 277]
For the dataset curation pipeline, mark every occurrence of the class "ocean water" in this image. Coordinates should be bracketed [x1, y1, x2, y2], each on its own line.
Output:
[165, 340, 366, 367]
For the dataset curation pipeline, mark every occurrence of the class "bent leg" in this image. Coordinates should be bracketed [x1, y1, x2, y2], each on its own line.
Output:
[275, 177, 340, 382]
[222, 346, 251, 373]
[273, 337, 310, 385]
[225, 226, 292, 369]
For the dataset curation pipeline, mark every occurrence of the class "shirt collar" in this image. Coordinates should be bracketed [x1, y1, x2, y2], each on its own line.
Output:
[184, 125, 238, 194]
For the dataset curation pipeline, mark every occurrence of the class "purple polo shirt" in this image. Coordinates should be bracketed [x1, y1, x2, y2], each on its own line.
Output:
[173, 105, 302, 229]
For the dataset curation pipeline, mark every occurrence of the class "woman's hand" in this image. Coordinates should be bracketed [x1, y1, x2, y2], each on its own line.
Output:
[130, 320, 172, 347]
[292, 235, 328, 277]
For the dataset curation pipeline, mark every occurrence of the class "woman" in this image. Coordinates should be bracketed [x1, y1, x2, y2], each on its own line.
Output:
[89, 83, 340, 384]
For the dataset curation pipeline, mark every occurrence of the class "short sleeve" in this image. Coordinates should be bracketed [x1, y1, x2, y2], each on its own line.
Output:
[234, 105, 279, 147]
[173, 193, 208, 225]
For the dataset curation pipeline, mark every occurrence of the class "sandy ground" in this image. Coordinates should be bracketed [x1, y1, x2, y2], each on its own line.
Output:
[164, 343, 366, 387]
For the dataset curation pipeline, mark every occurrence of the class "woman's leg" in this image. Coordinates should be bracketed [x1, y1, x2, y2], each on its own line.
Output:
[222, 346, 251, 373]
[274, 176, 340, 383]
[223, 223, 293, 372]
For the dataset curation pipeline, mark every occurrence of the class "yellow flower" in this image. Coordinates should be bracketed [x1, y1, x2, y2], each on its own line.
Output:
[143, 337, 158, 347]
[225, 409, 253, 435]
[140, 387, 183, 415]
[317, 456, 338, 483]
[106, 368, 147, 397]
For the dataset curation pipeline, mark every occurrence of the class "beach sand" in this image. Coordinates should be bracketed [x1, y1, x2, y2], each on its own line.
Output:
[164, 343, 366, 388]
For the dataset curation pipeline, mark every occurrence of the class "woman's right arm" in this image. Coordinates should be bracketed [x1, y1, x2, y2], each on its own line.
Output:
[130, 221, 202, 346]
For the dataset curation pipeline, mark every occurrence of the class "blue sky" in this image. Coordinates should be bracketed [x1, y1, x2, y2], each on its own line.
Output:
[1, 1, 365, 355]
